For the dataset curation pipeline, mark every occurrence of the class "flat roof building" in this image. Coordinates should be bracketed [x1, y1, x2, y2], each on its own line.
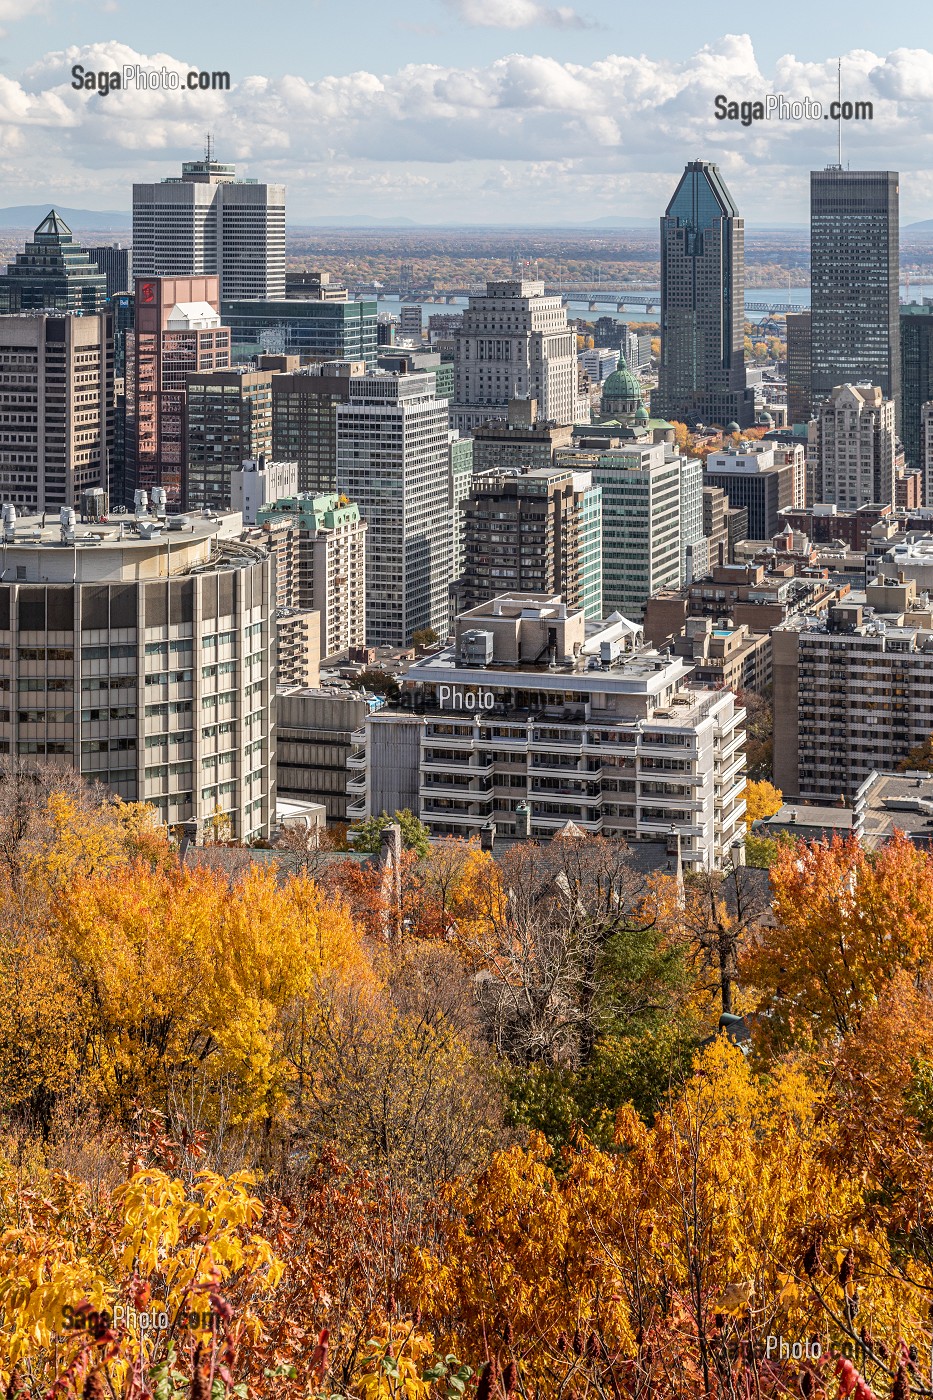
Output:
[347, 593, 747, 868]
[0, 505, 274, 840]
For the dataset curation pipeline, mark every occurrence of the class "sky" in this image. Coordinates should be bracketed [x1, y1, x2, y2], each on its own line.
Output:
[1, 0, 933, 225]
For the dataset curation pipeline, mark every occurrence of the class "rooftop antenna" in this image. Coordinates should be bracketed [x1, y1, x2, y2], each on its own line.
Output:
[837, 58, 843, 169]
[205, 131, 214, 163]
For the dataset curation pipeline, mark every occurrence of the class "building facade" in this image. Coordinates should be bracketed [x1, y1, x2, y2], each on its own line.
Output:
[86, 245, 132, 299]
[0, 508, 274, 839]
[184, 369, 273, 511]
[336, 371, 452, 646]
[256, 492, 368, 659]
[221, 299, 377, 364]
[774, 581, 933, 801]
[132, 154, 285, 301]
[457, 466, 602, 618]
[786, 310, 812, 426]
[347, 595, 747, 868]
[270, 360, 364, 496]
[652, 162, 755, 429]
[470, 396, 574, 474]
[276, 687, 378, 822]
[810, 168, 900, 417]
[451, 280, 580, 431]
[0, 312, 113, 513]
[560, 441, 694, 620]
[811, 383, 896, 509]
[704, 446, 797, 540]
[125, 275, 231, 505]
[900, 303, 933, 473]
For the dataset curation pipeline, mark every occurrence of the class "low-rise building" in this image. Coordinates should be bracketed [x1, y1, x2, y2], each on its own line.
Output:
[277, 686, 383, 822]
[347, 594, 747, 869]
[670, 617, 771, 693]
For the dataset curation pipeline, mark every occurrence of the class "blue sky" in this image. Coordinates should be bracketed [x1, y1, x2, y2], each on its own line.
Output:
[0, 0, 932, 224]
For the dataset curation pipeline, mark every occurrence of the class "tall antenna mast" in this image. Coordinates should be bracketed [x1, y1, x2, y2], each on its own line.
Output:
[205, 131, 213, 163]
[837, 58, 842, 168]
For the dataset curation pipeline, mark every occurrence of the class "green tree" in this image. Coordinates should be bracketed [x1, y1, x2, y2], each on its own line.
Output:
[412, 627, 439, 651]
[349, 809, 431, 858]
[353, 669, 401, 703]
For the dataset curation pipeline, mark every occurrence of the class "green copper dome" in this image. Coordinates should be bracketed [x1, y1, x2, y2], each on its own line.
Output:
[601, 351, 643, 413]
[634, 401, 649, 421]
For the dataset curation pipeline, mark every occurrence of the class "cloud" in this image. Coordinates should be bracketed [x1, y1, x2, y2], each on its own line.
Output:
[0, 36, 930, 222]
[443, 0, 594, 30]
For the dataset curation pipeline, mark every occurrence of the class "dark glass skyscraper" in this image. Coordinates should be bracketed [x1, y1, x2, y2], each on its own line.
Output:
[900, 303, 933, 469]
[810, 168, 900, 419]
[652, 161, 755, 429]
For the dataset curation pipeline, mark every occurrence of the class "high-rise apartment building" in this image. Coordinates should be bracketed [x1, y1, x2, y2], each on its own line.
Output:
[336, 371, 452, 646]
[255, 492, 367, 660]
[774, 579, 933, 801]
[451, 280, 580, 432]
[786, 311, 812, 425]
[184, 369, 273, 511]
[86, 245, 132, 299]
[704, 445, 797, 539]
[270, 360, 365, 495]
[900, 304, 933, 472]
[0, 212, 107, 313]
[810, 168, 900, 417]
[125, 275, 231, 505]
[702, 485, 728, 568]
[400, 305, 423, 343]
[0, 508, 274, 840]
[0, 312, 113, 513]
[457, 466, 602, 618]
[347, 594, 747, 867]
[811, 384, 896, 509]
[652, 162, 755, 429]
[132, 154, 285, 300]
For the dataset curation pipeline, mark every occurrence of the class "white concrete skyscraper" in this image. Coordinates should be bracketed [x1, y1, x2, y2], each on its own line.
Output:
[451, 279, 581, 432]
[132, 152, 285, 300]
[336, 372, 452, 646]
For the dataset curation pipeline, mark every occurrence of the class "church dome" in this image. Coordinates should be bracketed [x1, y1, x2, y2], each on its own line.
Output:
[600, 351, 643, 419]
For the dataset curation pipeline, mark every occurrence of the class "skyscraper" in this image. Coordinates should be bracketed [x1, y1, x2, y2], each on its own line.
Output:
[809, 168, 900, 417]
[451, 280, 581, 432]
[185, 370, 273, 511]
[786, 311, 812, 425]
[652, 161, 755, 430]
[132, 153, 285, 300]
[124, 275, 231, 505]
[86, 244, 132, 299]
[336, 372, 452, 646]
[0, 312, 112, 512]
[0, 211, 107, 313]
[900, 304, 933, 471]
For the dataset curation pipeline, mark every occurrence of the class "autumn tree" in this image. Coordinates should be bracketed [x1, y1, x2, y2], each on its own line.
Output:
[743, 830, 933, 1048]
[744, 779, 783, 829]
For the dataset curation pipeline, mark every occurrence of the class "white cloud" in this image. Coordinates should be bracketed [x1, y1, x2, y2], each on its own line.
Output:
[0, 36, 929, 221]
[443, 0, 593, 30]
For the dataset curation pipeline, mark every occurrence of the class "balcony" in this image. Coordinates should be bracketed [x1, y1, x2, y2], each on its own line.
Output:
[347, 749, 366, 769]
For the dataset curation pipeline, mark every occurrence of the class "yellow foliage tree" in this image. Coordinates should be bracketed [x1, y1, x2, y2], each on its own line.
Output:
[743, 779, 783, 829]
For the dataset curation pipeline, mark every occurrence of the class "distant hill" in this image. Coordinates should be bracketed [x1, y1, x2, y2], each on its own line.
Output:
[0, 205, 131, 231]
[293, 215, 420, 228]
[906, 220, 933, 232]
